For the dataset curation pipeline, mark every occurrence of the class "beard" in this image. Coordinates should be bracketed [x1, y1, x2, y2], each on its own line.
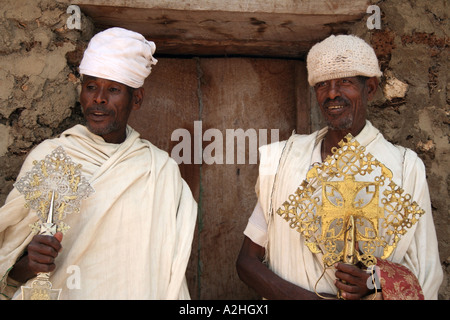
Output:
[326, 115, 354, 130]
[83, 105, 119, 137]
[85, 120, 120, 137]
[321, 97, 354, 130]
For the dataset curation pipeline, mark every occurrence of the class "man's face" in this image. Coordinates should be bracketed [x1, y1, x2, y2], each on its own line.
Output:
[80, 76, 142, 143]
[314, 76, 376, 135]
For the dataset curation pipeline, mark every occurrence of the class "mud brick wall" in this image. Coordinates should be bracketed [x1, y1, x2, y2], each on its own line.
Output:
[346, 0, 448, 299]
[0, 0, 94, 202]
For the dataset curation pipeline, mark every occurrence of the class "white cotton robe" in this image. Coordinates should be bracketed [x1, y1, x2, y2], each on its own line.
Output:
[0, 125, 197, 300]
[245, 121, 443, 299]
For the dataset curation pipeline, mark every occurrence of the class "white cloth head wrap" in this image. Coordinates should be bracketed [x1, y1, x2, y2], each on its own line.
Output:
[79, 27, 158, 88]
[307, 34, 382, 87]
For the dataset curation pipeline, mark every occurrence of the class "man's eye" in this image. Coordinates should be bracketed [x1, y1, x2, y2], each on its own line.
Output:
[86, 85, 96, 90]
[109, 87, 120, 93]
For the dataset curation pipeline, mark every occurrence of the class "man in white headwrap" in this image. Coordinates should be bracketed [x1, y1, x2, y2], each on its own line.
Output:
[0, 27, 197, 299]
[236, 35, 443, 300]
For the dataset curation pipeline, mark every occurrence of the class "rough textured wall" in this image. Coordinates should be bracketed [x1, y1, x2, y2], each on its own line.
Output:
[0, 0, 93, 204]
[347, 0, 448, 299]
[0, 0, 448, 299]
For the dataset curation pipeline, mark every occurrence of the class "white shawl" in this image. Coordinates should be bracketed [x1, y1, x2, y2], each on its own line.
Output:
[257, 121, 442, 299]
[0, 124, 197, 299]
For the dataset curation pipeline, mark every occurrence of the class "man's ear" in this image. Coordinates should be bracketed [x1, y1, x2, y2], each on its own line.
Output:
[131, 87, 144, 111]
[366, 76, 379, 101]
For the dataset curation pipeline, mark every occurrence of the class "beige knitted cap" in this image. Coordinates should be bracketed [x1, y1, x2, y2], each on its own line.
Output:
[306, 34, 382, 86]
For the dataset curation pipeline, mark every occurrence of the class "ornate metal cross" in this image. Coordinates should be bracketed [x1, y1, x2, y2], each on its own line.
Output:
[277, 134, 424, 269]
[14, 146, 94, 300]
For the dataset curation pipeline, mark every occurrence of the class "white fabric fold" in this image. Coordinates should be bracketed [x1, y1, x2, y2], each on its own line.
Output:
[0, 124, 197, 300]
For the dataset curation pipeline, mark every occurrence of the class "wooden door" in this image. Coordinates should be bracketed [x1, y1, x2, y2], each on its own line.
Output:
[128, 56, 310, 299]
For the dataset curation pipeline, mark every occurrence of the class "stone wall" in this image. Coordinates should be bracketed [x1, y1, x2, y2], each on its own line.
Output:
[0, 0, 448, 299]
[0, 0, 93, 203]
[346, 0, 448, 299]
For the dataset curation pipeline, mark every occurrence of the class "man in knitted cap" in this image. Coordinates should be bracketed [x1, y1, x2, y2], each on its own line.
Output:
[237, 34, 442, 300]
[0, 27, 197, 299]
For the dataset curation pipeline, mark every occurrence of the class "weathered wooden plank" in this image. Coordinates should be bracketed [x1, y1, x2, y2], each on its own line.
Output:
[72, 0, 370, 15]
[72, 1, 369, 57]
[197, 58, 298, 299]
[295, 61, 311, 134]
[75, 6, 363, 41]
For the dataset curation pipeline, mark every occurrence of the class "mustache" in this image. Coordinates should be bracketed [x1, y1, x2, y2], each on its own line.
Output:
[322, 97, 350, 108]
[85, 105, 114, 115]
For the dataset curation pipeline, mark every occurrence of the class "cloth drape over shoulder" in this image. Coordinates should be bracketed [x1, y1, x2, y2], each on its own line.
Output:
[0, 124, 197, 300]
[253, 121, 442, 299]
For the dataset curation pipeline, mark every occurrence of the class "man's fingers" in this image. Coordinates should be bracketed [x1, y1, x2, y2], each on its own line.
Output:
[340, 291, 360, 300]
[29, 235, 61, 255]
[32, 234, 63, 252]
[25, 233, 64, 274]
[27, 254, 57, 273]
[28, 239, 58, 258]
[54, 232, 63, 251]
[335, 279, 358, 292]
[335, 262, 363, 275]
[54, 231, 63, 243]
[334, 262, 373, 299]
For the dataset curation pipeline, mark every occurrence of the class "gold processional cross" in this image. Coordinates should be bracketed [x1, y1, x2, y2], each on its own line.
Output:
[276, 134, 424, 298]
[14, 146, 94, 300]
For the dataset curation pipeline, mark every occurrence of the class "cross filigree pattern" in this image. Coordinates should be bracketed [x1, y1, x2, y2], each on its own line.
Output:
[277, 134, 424, 267]
[14, 146, 94, 234]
